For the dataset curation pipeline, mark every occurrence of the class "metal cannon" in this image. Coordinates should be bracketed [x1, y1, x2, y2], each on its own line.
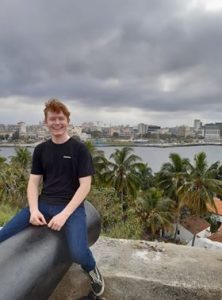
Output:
[0, 201, 101, 300]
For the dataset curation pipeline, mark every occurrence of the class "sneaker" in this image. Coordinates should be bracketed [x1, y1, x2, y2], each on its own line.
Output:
[88, 266, 105, 296]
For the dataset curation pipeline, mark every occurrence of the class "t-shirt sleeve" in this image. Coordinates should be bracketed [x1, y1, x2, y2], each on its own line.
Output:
[77, 144, 95, 178]
[31, 145, 44, 175]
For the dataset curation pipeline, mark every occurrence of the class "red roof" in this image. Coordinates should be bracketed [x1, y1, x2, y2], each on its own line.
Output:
[180, 216, 210, 235]
[207, 223, 222, 243]
[208, 231, 222, 243]
[208, 198, 222, 216]
[218, 224, 222, 232]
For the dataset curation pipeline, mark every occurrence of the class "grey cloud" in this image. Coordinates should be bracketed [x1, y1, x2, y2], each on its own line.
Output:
[0, 0, 222, 123]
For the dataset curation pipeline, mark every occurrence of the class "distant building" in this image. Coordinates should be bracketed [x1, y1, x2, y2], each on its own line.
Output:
[204, 123, 222, 142]
[108, 126, 120, 137]
[175, 216, 210, 245]
[72, 126, 83, 137]
[79, 132, 91, 141]
[119, 125, 134, 137]
[158, 128, 170, 135]
[17, 122, 26, 137]
[147, 125, 161, 133]
[137, 123, 147, 135]
[194, 119, 202, 132]
[177, 126, 192, 138]
[137, 123, 161, 135]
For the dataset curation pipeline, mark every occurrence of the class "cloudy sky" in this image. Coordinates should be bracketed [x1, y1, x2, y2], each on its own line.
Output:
[1, 0, 222, 127]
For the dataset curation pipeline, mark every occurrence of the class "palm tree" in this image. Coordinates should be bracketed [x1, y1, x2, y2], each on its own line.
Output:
[10, 147, 32, 170]
[157, 153, 190, 239]
[84, 140, 109, 186]
[134, 162, 153, 191]
[84, 140, 96, 155]
[137, 187, 175, 240]
[178, 152, 222, 217]
[104, 147, 144, 219]
[0, 155, 6, 165]
[157, 153, 189, 200]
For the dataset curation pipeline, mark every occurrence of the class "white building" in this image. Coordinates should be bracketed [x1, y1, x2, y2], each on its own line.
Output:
[194, 119, 202, 132]
[137, 123, 147, 135]
[17, 122, 27, 137]
[204, 123, 222, 142]
[174, 216, 211, 245]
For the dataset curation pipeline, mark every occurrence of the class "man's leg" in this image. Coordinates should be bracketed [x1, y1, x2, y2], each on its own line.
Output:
[63, 204, 104, 296]
[63, 205, 95, 271]
[0, 207, 30, 242]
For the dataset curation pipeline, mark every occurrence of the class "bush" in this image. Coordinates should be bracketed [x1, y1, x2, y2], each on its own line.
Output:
[103, 211, 143, 239]
[0, 204, 18, 226]
[88, 187, 143, 239]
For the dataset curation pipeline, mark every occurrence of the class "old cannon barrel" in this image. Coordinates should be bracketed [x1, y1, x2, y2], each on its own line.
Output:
[0, 201, 101, 300]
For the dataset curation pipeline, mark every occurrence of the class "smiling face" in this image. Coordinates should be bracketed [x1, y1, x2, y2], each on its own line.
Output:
[45, 110, 69, 141]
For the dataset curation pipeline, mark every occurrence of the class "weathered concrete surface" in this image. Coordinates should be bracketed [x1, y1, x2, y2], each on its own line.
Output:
[49, 237, 222, 300]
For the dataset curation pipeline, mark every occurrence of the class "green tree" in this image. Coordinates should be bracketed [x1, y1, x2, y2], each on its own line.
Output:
[89, 186, 143, 239]
[0, 163, 29, 208]
[0, 148, 31, 208]
[0, 204, 18, 226]
[10, 147, 32, 170]
[84, 140, 109, 186]
[157, 153, 190, 239]
[137, 187, 175, 240]
[134, 162, 153, 191]
[178, 152, 222, 217]
[157, 153, 189, 200]
[104, 147, 143, 219]
[0, 155, 6, 165]
[84, 140, 96, 155]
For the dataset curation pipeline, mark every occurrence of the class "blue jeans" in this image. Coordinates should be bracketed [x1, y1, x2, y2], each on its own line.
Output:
[0, 202, 96, 272]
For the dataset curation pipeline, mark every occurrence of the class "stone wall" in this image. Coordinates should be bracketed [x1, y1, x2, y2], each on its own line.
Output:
[49, 237, 222, 300]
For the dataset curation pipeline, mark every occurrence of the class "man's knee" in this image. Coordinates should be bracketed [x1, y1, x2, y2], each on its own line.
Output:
[69, 248, 90, 264]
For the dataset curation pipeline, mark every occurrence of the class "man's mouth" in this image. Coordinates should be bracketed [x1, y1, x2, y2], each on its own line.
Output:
[52, 126, 63, 130]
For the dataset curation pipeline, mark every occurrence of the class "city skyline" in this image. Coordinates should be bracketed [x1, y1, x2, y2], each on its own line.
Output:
[1, 1, 222, 126]
[0, 118, 217, 129]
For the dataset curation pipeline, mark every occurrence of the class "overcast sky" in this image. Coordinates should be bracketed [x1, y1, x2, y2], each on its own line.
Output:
[1, 0, 222, 127]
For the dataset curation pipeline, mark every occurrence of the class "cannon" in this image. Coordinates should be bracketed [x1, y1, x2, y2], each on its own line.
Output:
[0, 201, 101, 300]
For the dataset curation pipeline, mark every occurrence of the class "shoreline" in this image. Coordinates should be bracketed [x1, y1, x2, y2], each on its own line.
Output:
[0, 144, 36, 148]
[95, 143, 222, 148]
[1, 142, 222, 148]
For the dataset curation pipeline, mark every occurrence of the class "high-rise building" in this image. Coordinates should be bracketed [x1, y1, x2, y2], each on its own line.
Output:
[137, 123, 147, 135]
[17, 122, 26, 137]
[204, 123, 222, 142]
[194, 119, 202, 132]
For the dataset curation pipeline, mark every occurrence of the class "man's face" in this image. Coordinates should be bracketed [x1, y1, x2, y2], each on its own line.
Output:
[45, 110, 69, 138]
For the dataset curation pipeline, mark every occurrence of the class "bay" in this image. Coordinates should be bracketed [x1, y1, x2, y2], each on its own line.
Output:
[1, 145, 222, 173]
[98, 145, 222, 172]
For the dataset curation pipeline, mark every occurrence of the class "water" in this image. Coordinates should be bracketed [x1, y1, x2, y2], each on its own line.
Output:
[98, 145, 222, 172]
[1, 145, 222, 172]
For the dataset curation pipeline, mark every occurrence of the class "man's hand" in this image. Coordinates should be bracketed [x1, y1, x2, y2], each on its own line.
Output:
[30, 210, 47, 226]
[48, 212, 69, 231]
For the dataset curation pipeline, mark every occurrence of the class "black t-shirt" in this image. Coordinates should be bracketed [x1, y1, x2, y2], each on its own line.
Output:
[31, 138, 95, 204]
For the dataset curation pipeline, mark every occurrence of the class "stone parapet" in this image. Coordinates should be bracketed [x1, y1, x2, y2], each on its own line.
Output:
[50, 237, 222, 300]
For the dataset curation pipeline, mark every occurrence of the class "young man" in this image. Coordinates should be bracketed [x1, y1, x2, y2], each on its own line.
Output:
[0, 99, 104, 297]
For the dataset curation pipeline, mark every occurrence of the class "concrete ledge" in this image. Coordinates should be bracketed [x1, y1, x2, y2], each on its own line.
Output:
[50, 237, 222, 300]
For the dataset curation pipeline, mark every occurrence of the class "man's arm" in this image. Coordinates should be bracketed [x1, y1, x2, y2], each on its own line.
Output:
[48, 176, 91, 231]
[27, 174, 47, 226]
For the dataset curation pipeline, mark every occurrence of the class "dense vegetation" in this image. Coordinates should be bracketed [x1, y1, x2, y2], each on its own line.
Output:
[0, 144, 222, 242]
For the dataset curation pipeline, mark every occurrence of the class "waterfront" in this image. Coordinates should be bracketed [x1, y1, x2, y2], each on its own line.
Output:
[1, 145, 222, 173]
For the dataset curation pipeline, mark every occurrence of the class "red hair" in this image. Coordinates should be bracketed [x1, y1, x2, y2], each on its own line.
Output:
[44, 98, 70, 122]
